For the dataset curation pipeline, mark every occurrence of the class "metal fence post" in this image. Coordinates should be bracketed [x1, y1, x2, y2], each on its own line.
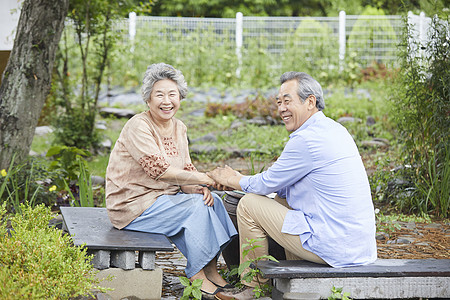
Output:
[419, 11, 427, 44]
[129, 11, 136, 53]
[339, 10, 346, 71]
[235, 12, 243, 78]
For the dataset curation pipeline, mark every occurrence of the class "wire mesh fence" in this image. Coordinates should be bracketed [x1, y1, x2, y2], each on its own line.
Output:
[106, 12, 431, 88]
[116, 13, 408, 66]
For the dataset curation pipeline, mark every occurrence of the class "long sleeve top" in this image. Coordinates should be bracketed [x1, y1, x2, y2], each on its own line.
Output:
[239, 111, 377, 267]
[105, 111, 196, 229]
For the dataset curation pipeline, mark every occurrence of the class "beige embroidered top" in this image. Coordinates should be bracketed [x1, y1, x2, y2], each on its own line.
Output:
[105, 111, 196, 229]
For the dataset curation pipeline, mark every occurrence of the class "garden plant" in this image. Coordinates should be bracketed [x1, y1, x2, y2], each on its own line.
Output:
[0, 203, 108, 299]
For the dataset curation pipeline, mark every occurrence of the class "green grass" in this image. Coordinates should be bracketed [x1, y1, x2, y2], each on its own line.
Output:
[87, 156, 110, 178]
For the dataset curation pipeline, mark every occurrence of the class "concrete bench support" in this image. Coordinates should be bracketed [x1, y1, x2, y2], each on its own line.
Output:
[139, 251, 156, 270]
[259, 259, 450, 300]
[110, 250, 135, 270]
[60, 207, 173, 300]
[88, 249, 111, 270]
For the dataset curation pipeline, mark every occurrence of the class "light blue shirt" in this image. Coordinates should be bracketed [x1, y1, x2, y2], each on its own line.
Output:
[239, 111, 377, 267]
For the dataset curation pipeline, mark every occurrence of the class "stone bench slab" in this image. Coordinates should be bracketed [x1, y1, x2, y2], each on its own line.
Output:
[60, 207, 173, 270]
[60, 207, 173, 251]
[259, 259, 450, 278]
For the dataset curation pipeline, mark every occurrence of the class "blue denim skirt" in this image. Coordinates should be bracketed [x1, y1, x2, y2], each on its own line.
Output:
[124, 192, 238, 277]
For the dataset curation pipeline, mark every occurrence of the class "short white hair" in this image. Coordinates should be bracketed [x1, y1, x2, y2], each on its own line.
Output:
[141, 63, 188, 103]
[280, 71, 325, 110]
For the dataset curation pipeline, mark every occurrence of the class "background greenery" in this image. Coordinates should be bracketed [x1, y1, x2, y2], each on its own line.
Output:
[2, 2, 446, 218]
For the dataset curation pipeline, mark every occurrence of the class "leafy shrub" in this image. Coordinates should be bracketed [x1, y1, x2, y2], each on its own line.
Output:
[52, 110, 101, 151]
[389, 13, 449, 217]
[0, 203, 107, 299]
[46, 145, 91, 188]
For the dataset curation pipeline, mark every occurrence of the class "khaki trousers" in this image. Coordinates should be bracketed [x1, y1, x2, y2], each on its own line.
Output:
[236, 193, 326, 287]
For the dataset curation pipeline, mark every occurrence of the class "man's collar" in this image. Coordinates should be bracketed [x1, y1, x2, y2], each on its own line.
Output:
[290, 111, 324, 137]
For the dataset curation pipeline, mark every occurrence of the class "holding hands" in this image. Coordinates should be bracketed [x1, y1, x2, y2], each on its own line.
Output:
[181, 165, 243, 206]
[207, 165, 243, 191]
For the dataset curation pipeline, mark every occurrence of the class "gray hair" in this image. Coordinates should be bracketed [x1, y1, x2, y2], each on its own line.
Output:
[280, 71, 325, 110]
[141, 63, 188, 103]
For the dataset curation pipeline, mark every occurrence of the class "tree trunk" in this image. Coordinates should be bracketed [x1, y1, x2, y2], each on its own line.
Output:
[0, 0, 69, 169]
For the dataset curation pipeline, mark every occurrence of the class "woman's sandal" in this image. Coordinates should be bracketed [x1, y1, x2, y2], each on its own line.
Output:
[200, 288, 233, 300]
[210, 280, 237, 292]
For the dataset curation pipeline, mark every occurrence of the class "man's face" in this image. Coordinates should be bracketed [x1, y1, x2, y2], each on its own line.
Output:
[276, 79, 315, 132]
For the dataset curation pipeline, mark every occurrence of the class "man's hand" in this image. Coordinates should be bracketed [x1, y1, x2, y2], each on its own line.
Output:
[207, 165, 243, 191]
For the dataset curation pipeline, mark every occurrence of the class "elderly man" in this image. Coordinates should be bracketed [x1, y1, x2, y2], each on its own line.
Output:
[208, 71, 377, 299]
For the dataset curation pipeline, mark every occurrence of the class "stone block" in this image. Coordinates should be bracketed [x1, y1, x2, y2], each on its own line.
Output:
[110, 250, 135, 270]
[283, 292, 320, 300]
[139, 251, 155, 270]
[95, 267, 163, 300]
[88, 249, 111, 270]
[273, 277, 450, 299]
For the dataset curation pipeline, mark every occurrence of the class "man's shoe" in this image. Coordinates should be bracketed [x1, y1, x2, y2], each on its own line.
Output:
[222, 286, 255, 300]
[214, 291, 236, 300]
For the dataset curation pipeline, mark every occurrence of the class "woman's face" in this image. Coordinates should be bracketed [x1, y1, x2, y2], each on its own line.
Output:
[147, 79, 181, 123]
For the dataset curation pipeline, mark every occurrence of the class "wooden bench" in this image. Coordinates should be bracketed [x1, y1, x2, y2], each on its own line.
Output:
[60, 207, 174, 299]
[258, 259, 450, 300]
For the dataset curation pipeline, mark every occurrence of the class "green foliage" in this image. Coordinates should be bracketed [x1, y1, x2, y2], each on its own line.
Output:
[107, 16, 400, 91]
[328, 286, 352, 300]
[248, 153, 266, 175]
[46, 146, 91, 187]
[151, 0, 327, 17]
[179, 277, 203, 300]
[415, 147, 450, 217]
[51, 0, 138, 150]
[375, 210, 432, 234]
[110, 24, 238, 89]
[0, 156, 59, 214]
[64, 157, 96, 207]
[0, 203, 108, 299]
[149, 0, 434, 17]
[234, 237, 279, 298]
[52, 110, 101, 150]
[389, 14, 449, 217]
[240, 36, 278, 89]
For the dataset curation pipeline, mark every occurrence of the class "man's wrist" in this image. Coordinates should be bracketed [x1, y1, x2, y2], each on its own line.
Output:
[227, 175, 240, 190]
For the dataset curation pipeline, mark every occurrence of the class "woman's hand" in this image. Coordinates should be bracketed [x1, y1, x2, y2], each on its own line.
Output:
[181, 185, 214, 206]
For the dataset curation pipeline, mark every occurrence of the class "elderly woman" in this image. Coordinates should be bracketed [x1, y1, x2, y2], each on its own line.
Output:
[105, 63, 237, 300]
